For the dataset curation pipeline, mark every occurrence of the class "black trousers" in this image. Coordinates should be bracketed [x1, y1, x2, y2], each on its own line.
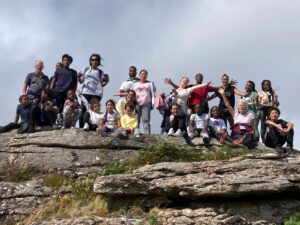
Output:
[82, 111, 98, 131]
[264, 125, 294, 148]
[220, 108, 234, 128]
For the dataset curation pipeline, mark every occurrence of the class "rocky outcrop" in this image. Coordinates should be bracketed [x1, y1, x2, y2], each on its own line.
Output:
[94, 153, 300, 198]
[0, 129, 299, 224]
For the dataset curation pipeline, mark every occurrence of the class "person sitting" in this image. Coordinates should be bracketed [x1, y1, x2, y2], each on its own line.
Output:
[208, 106, 228, 144]
[264, 107, 294, 153]
[188, 103, 210, 145]
[99, 99, 121, 133]
[163, 103, 187, 137]
[116, 90, 138, 117]
[219, 88, 255, 147]
[0, 95, 38, 134]
[117, 103, 140, 139]
[81, 98, 103, 131]
[39, 89, 59, 129]
[61, 90, 82, 129]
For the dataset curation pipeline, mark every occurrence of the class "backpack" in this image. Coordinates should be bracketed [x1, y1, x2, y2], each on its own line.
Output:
[155, 93, 168, 112]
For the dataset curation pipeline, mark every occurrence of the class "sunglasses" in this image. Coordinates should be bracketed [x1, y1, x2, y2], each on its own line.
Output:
[90, 58, 99, 61]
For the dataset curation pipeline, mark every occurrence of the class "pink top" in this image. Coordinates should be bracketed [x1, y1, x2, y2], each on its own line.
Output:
[132, 82, 152, 106]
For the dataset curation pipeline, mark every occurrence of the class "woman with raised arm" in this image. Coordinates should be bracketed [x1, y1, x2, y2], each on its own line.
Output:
[218, 88, 255, 147]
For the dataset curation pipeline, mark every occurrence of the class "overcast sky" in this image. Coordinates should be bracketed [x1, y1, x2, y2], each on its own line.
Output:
[0, 0, 299, 148]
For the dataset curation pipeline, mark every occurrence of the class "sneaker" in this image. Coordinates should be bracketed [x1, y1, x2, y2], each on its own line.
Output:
[52, 124, 59, 130]
[275, 145, 285, 154]
[203, 137, 210, 146]
[83, 123, 89, 131]
[132, 135, 145, 141]
[167, 128, 174, 136]
[27, 126, 35, 133]
[117, 133, 129, 140]
[71, 127, 75, 130]
[17, 122, 29, 134]
[174, 129, 182, 137]
[219, 133, 227, 144]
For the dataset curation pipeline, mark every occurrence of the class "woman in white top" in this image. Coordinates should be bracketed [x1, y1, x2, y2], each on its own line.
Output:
[219, 88, 255, 146]
[175, 77, 210, 114]
[77, 53, 109, 127]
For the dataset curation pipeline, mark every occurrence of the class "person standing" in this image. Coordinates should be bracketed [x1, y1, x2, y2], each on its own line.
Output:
[50, 54, 77, 112]
[77, 53, 109, 127]
[132, 69, 155, 134]
[117, 66, 139, 97]
[23, 60, 49, 101]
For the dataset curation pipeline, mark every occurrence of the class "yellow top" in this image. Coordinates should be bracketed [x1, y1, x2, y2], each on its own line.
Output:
[121, 114, 137, 129]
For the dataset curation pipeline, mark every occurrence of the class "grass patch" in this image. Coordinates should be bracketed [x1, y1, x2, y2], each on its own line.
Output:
[0, 166, 39, 182]
[137, 208, 162, 225]
[285, 211, 300, 225]
[101, 142, 249, 175]
[43, 174, 71, 187]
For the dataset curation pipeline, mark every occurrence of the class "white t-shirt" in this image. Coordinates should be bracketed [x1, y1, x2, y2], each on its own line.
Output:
[80, 67, 103, 97]
[234, 112, 254, 129]
[103, 111, 120, 129]
[119, 79, 139, 92]
[89, 110, 104, 125]
[190, 113, 208, 129]
[209, 118, 227, 132]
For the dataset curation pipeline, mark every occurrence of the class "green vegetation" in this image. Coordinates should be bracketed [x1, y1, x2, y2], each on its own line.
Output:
[137, 208, 162, 225]
[42, 174, 71, 187]
[101, 142, 249, 175]
[285, 211, 300, 225]
[0, 165, 39, 182]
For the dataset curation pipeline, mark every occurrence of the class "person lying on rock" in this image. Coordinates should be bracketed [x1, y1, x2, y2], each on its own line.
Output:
[264, 107, 294, 153]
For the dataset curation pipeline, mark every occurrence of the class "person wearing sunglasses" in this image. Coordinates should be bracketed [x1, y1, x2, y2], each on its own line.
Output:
[77, 53, 109, 128]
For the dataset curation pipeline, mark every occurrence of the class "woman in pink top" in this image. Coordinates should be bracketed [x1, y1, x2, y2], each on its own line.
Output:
[132, 70, 155, 134]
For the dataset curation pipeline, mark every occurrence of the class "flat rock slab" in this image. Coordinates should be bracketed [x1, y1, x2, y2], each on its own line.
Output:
[94, 154, 300, 198]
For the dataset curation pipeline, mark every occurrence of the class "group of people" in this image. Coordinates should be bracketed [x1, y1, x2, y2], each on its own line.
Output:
[0, 53, 295, 152]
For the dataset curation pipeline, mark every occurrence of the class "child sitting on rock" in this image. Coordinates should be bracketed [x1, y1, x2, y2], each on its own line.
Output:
[117, 103, 140, 139]
[81, 97, 103, 131]
[188, 103, 210, 145]
[264, 107, 294, 153]
[163, 103, 187, 137]
[62, 90, 82, 129]
[100, 99, 120, 133]
[208, 106, 228, 144]
[0, 95, 38, 134]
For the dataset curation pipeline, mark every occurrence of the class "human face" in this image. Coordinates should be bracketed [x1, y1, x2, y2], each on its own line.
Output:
[106, 102, 114, 113]
[126, 91, 135, 102]
[237, 102, 247, 115]
[195, 74, 203, 84]
[194, 104, 202, 114]
[41, 91, 48, 101]
[56, 63, 62, 70]
[269, 110, 279, 122]
[245, 82, 254, 92]
[129, 67, 137, 78]
[35, 61, 44, 73]
[20, 96, 29, 106]
[125, 106, 133, 115]
[139, 71, 147, 82]
[262, 81, 271, 92]
[211, 107, 220, 118]
[92, 103, 100, 113]
[180, 77, 189, 88]
[222, 75, 229, 86]
[67, 90, 75, 101]
[62, 57, 71, 68]
[90, 57, 100, 69]
[171, 105, 179, 116]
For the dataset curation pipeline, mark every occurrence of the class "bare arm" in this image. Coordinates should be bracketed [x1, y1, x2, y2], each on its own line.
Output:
[234, 87, 246, 97]
[77, 72, 84, 84]
[14, 113, 19, 124]
[50, 78, 56, 91]
[164, 78, 179, 89]
[22, 83, 27, 95]
[207, 93, 217, 101]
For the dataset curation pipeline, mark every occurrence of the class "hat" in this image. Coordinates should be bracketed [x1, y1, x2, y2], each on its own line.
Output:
[257, 91, 269, 105]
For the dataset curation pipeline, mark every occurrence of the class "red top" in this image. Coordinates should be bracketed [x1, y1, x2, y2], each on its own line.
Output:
[188, 84, 212, 106]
